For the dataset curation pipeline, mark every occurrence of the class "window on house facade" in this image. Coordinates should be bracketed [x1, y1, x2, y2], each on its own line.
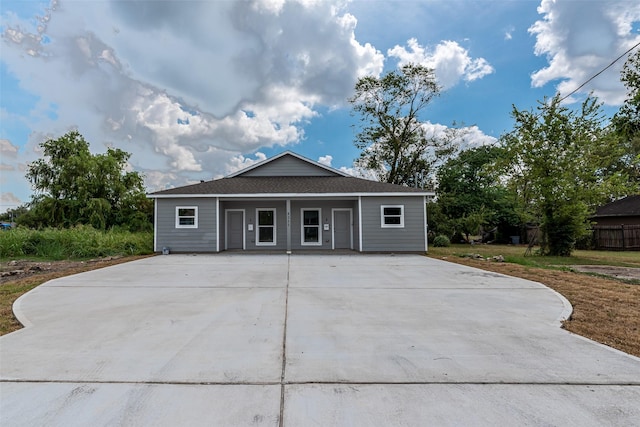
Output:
[176, 206, 198, 228]
[256, 209, 276, 245]
[381, 205, 404, 228]
[301, 208, 321, 245]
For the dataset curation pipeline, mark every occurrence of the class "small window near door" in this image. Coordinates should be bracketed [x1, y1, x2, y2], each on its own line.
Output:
[176, 206, 198, 228]
[381, 205, 404, 228]
[302, 208, 321, 245]
[256, 208, 276, 246]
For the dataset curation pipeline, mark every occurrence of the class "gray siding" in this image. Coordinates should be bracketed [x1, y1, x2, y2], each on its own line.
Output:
[155, 196, 425, 253]
[219, 199, 358, 251]
[239, 155, 337, 177]
[360, 196, 426, 252]
[290, 200, 356, 250]
[220, 201, 287, 250]
[155, 198, 217, 252]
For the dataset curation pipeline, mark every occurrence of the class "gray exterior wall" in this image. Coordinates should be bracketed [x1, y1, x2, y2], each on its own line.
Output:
[220, 200, 288, 250]
[219, 199, 358, 251]
[155, 198, 217, 252]
[360, 196, 426, 252]
[239, 155, 337, 177]
[154, 195, 425, 253]
[290, 200, 357, 250]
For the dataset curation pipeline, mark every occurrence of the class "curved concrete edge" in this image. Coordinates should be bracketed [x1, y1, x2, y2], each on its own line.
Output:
[546, 287, 574, 325]
[11, 288, 35, 330]
[444, 259, 574, 325]
[564, 330, 640, 362]
[540, 283, 640, 362]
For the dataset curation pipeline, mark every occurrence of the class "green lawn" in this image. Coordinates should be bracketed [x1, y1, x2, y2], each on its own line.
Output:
[427, 244, 640, 270]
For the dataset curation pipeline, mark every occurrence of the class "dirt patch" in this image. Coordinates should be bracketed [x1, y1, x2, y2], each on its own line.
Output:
[570, 265, 640, 282]
[0, 257, 126, 283]
[433, 256, 640, 358]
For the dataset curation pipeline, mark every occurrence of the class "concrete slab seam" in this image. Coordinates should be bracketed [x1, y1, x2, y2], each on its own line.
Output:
[0, 379, 281, 386]
[2, 379, 639, 386]
[280, 380, 640, 386]
[279, 254, 291, 427]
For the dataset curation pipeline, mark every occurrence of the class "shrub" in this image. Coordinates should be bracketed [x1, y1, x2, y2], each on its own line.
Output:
[432, 235, 451, 247]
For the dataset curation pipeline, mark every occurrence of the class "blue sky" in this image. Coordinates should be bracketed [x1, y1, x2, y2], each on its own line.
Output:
[1, 0, 639, 211]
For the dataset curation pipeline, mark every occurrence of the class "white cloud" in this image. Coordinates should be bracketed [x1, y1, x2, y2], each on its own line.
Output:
[529, 0, 640, 105]
[504, 25, 514, 41]
[0, 139, 19, 158]
[224, 152, 268, 176]
[317, 155, 333, 166]
[388, 38, 494, 89]
[0, 0, 384, 196]
[338, 164, 380, 181]
[335, 123, 497, 181]
[0, 137, 32, 209]
[418, 122, 498, 149]
[0, 192, 23, 211]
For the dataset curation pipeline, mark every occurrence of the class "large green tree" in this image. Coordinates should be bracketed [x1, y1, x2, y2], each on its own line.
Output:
[435, 145, 519, 242]
[499, 95, 634, 256]
[349, 63, 457, 187]
[22, 130, 152, 230]
[611, 48, 640, 182]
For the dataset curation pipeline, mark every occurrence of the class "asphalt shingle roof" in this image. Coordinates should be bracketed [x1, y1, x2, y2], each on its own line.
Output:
[149, 176, 431, 196]
[593, 195, 640, 217]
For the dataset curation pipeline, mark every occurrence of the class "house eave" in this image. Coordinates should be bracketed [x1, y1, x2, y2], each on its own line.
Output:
[148, 191, 435, 199]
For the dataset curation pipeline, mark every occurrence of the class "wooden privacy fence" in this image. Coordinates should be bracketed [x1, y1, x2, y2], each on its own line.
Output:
[593, 225, 640, 251]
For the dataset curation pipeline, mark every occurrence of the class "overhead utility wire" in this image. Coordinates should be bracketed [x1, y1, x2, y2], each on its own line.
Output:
[558, 40, 640, 103]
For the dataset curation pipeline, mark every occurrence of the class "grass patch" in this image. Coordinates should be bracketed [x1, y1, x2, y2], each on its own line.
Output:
[427, 244, 640, 357]
[429, 244, 640, 269]
[0, 226, 153, 259]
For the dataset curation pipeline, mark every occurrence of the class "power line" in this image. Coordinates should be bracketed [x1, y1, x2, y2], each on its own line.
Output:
[558, 41, 640, 103]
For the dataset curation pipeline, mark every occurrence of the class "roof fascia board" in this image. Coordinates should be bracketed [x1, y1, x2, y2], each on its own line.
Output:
[149, 191, 435, 199]
[225, 150, 350, 178]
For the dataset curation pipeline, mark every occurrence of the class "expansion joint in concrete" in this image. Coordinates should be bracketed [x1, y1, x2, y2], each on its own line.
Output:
[279, 254, 291, 427]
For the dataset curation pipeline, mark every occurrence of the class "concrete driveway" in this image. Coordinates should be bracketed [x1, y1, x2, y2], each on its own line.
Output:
[1, 254, 639, 426]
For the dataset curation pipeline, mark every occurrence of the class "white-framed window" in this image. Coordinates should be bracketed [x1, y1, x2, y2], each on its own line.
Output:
[256, 208, 276, 246]
[176, 206, 198, 228]
[381, 205, 404, 228]
[301, 208, 322, 246]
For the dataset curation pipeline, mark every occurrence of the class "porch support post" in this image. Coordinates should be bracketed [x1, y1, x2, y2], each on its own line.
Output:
[286, 199, 292, 254]
[358, 196, 363, 252]
[216, 197, 220, 252]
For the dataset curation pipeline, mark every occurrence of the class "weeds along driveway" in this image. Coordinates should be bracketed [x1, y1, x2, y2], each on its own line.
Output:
[1, 254, 639, 426]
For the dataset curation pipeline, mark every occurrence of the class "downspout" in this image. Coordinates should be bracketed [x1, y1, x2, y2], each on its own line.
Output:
[423, 195, 428, 253]
[153, 198, 158, 252]
[286, 199, 292, 254]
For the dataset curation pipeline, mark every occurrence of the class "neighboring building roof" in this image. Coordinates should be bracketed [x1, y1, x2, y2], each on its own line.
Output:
[149, 151, 433, 197]
[593, 195, 640, 218]
[149, 176, 431, 197]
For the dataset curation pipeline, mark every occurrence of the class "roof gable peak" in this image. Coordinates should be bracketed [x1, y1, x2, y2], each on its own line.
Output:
[226, 151, 349, 178]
